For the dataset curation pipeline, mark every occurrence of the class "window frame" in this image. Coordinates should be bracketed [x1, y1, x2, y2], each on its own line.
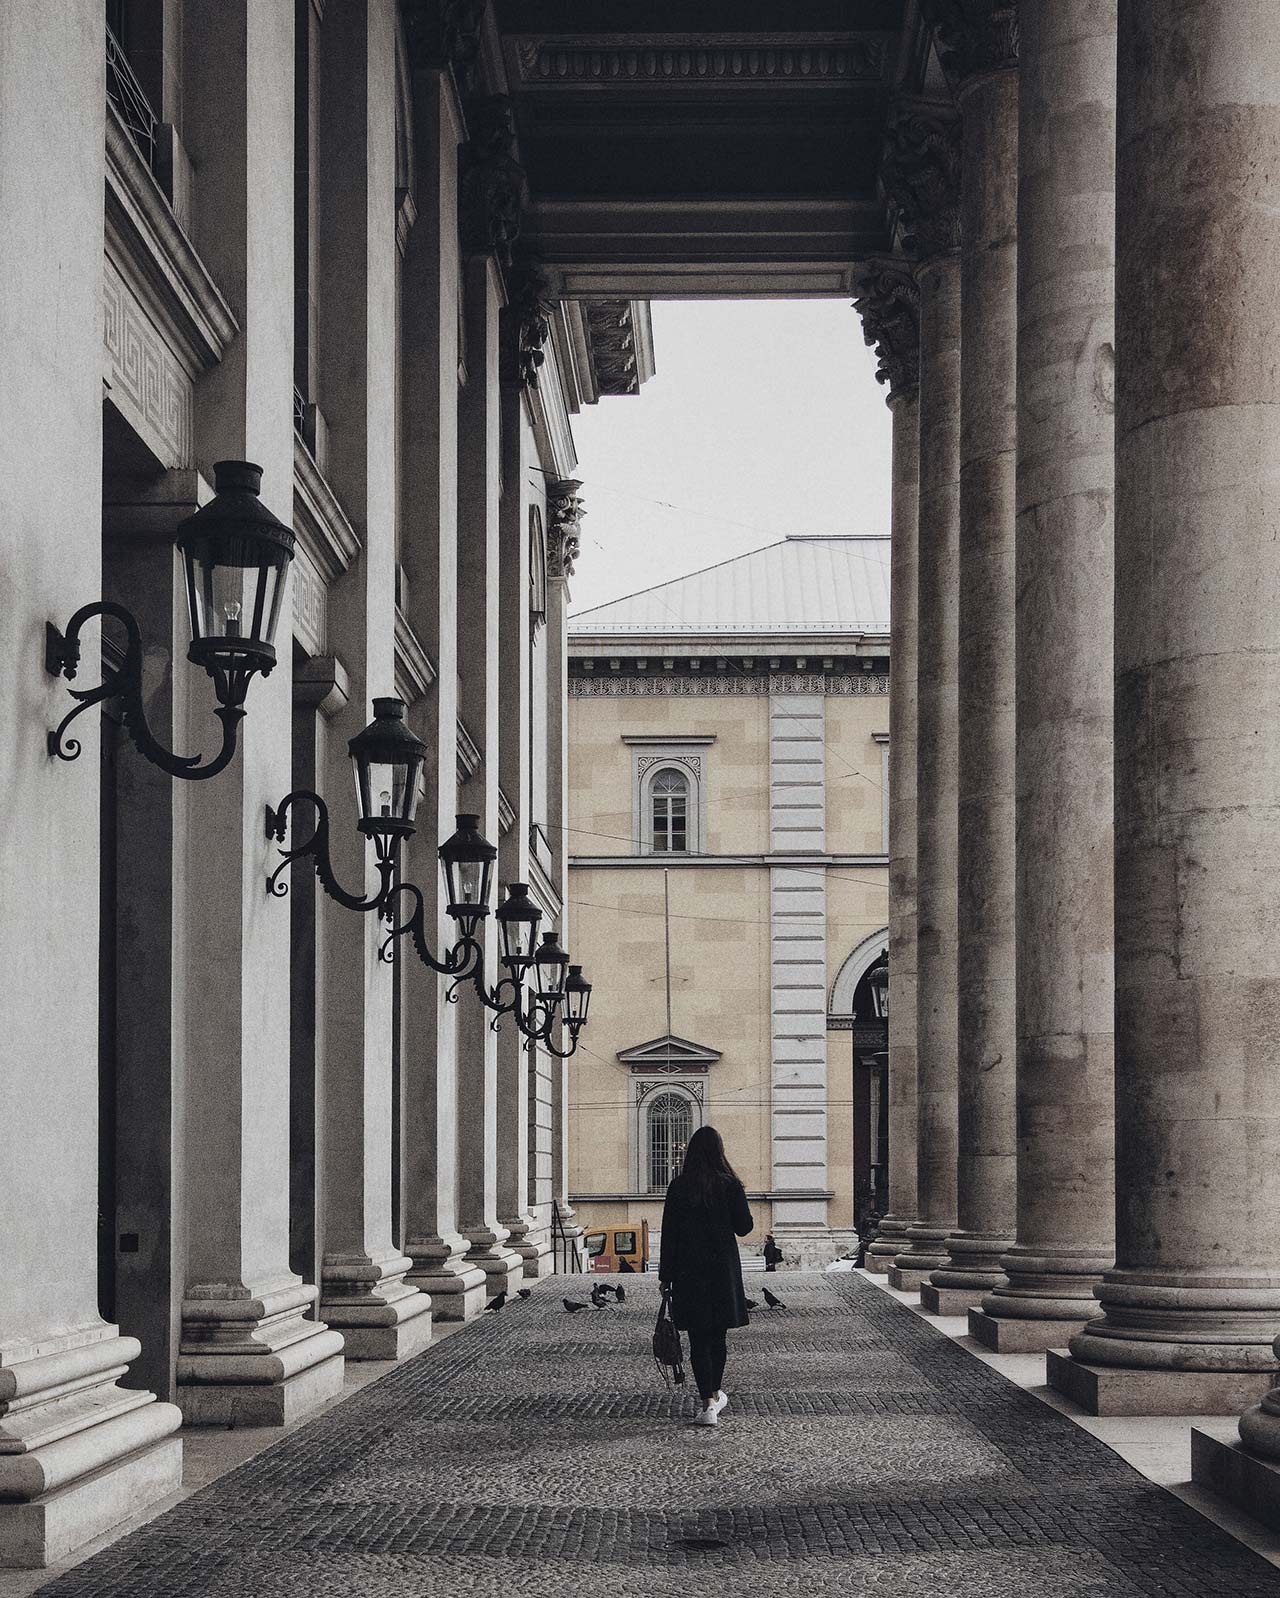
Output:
[645, 1089, 696, 1195]
[635, 754, 704, 856]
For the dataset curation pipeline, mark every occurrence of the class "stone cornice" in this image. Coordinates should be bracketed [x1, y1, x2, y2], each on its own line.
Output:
[293, 435, 361, 581]
[853, 257, 920, 400]
[881, 103, 962, 260]
[921, 0, 1019, 85]
[394, 605, 437, 704]
[547, 480, 585, 579]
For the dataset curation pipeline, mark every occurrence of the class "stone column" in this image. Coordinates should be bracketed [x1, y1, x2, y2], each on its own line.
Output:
[0, 6, 183, 1565]
[852, 261, 921, 1274]
[175, 0, 344, 1427]
[970, 0, 1118, 1355]
[494, 376, 548, 1276]
[312, 0, 431, 1361]
[391, 64, 486, 1321]
[880, 108, 963, 1292]
[1050, 0, 1280, 1418]
[456, 249, 524, 1299]
[922, 5, 1020, 1316]
[547, 486, 584, 1257]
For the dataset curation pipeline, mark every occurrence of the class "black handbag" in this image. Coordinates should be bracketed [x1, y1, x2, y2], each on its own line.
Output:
[652, 1286, 685, 1387]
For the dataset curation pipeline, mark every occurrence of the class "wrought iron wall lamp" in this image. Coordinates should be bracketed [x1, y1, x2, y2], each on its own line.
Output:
[46, 461, 294, 779]
[266, 697, 427, 913]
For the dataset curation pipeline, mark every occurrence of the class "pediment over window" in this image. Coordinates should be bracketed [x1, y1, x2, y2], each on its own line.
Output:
[617, 1033, 722, 1074]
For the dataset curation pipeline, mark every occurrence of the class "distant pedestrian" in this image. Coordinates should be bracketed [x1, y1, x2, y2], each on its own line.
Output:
[763, 1233, 783, 1273]
[659, 1125, 754, 1427]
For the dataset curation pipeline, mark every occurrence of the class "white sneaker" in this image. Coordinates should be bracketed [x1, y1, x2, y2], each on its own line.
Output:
[687, 1407, 719, 1427]
[710, 1390, 729, 1415]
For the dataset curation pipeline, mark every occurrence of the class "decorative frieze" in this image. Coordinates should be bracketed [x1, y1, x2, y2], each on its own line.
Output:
[853, 257, 920, 399]
[920, 0, 1019, 83]
[510, 34, 887, 86]
[547, 480, 585, 579]
[570, 673, 889, 698]
[881, 105, 962, 260]
[584, 301, 644, 395]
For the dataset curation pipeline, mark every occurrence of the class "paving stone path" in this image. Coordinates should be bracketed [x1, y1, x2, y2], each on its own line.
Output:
[35, 1272, 1280, 1596]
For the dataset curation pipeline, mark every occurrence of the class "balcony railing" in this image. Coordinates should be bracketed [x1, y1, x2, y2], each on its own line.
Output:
[106, 23, 157, 171]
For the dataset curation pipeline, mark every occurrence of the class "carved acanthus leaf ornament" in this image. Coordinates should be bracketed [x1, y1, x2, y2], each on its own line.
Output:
[880, 106, 962, 260]
[462, 95, 528, 265]
[852, 259, 920, 400]
[921, 0, 1019, 82]
[502, 255, 553, 388]
[548, 480, 585, 580]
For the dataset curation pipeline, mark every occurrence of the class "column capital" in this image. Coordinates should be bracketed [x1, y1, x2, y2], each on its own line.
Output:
[461, 94, 528, 265]
[881, 104, 962, 261]
[402, 0, 486, 97]
[853, 256, 920, 401]
[547, 480, 585, 580]
[501, 254, 553, 388]
[922, 0, 1020, 84]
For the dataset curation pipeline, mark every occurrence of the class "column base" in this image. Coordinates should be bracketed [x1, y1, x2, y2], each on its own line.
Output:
[0, 1327, 184, 1569]
[887, 1265, 932, 1292]
[925, 1230, 1011, 1311]
[1046, 1348, 1275, 1417]
[406, 1237, 489, 1322]
[466, 1247, 526, 1299]
[968, 1306, 1099, 1353]
[177, 1279, 345, 1428]
[503, 1215, 554, 1279]
[0, 1434, 183, 1570]
[319, 1249, 433, 1362]
[1192, 1420, 1280, 1531]
[866, 1215, 912, 1276]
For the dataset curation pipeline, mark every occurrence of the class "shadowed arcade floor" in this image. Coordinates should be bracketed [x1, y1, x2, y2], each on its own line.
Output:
[31, 1273, 1280, 1596]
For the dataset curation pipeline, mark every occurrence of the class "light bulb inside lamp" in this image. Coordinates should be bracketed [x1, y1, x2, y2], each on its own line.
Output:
[222, 599, 242, 637]
[378, 789, 392, 818]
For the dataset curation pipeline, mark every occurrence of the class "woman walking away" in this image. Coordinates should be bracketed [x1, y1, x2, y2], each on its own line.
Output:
[658, 1125, 754, 1427]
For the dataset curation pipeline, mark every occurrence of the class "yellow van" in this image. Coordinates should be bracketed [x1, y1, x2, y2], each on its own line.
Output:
[583, 1221, 650, 1274]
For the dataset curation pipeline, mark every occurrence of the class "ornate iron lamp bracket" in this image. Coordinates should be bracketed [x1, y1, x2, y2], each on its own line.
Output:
[265, 791, 394, 914]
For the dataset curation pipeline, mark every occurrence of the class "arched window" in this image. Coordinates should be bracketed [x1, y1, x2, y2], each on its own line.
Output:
[647, 1092, 693, 1193]
[649, 767, 690, 854]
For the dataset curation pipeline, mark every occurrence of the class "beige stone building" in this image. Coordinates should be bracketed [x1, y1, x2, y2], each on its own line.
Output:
[567, 538, 890, 1264]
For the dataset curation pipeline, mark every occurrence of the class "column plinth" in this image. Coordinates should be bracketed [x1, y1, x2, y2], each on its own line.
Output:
[319, 1249, 433, 1362]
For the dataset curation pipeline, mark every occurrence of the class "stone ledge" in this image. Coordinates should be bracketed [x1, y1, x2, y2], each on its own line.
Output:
[967, 1307, 1092, 1353]
[1192, 1422, 1280, 1532]
[920, 1282, 986, 1316]
[1046, 1349, 1276, 1417]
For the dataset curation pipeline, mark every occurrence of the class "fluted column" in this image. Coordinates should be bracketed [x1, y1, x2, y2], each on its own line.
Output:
[853, 262, 921, 1274]
[971, 0, 1118, 1354]
[922, 3, 1020, 1316]
[1050, 0, 1280, 1417]
[881, 108, 963, 1292]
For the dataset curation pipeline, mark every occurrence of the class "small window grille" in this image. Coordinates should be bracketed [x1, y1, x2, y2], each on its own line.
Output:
[648, 1092, 693, 1193]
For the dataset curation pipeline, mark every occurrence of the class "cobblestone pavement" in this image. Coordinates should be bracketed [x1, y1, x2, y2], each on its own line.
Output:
[34, 1273, 1280, 1596]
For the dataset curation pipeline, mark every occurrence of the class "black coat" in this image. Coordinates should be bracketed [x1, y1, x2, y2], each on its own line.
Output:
[658, 1174, 754, 1332]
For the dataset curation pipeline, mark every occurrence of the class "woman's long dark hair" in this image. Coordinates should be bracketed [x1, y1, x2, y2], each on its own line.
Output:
[680, 1124, 739, 1206]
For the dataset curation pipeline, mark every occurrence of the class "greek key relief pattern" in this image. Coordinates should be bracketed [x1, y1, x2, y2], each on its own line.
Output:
[571, 674, 889, 698]
[103, 258, 191, 467]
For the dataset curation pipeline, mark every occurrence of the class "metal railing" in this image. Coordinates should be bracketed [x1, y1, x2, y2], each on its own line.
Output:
[551, 1200, 583, 1275]
[106, 23, 157, 171]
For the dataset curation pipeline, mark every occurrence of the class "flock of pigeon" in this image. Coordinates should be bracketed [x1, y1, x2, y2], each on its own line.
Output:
[481, 1282, 789, 1313]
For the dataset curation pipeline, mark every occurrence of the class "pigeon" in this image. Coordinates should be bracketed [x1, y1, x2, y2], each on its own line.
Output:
[485, 1292, 507, 1313]
[563, 1298, 587, 1313]
[744, 1297, 759, 1310]
[590, 1284, 610, 1308]
[763, 1287, 785, 1309]
[615, 1284, 626, 1303]
[517, 1288, 532, 1299]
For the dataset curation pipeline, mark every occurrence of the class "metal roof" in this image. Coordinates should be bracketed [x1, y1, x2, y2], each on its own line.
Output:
[570, 535, 890, 639]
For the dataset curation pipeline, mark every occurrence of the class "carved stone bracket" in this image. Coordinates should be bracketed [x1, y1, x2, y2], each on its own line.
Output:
[547, 479, 585, 580]
[502, 254, 553, 387]
[920, 0, 1019, 84]
[852, 257, 920, 399]
[461, 94, 528, 265]
[880, 104, 962, 260]
[584, 302, 643, 396]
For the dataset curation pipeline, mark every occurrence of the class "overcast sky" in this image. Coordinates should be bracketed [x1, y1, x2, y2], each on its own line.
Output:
[566, 299, 893, 617]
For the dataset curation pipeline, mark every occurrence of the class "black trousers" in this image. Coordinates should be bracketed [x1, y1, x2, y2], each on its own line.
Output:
[687, 1325, 728, 1407]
